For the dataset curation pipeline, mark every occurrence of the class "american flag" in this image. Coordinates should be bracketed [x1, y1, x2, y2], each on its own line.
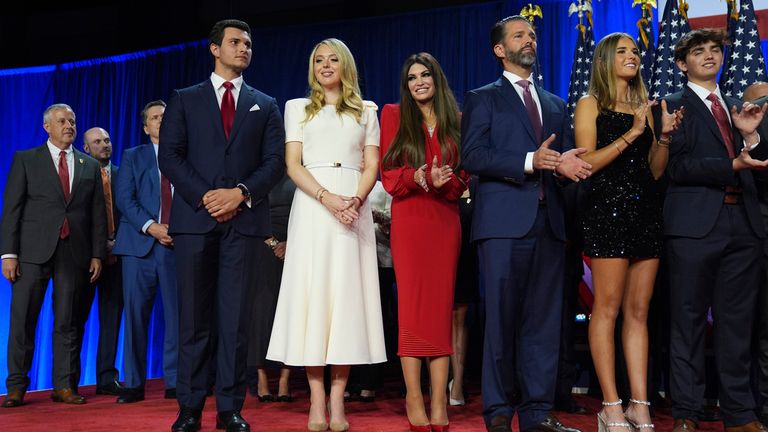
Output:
[521, 3, 545, 86]
[648, 0, 690, 99]
[719, 0, 766, 98]
[566, 0, 595, 122]
[634, 1, 656, 89]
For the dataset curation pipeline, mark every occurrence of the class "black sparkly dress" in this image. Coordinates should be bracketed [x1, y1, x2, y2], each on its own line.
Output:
[581, 110, 663, 258]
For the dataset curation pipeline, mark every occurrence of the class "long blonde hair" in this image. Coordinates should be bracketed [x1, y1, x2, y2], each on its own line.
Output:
[588, 33, 648, 110]
[304, 38, 364, 122]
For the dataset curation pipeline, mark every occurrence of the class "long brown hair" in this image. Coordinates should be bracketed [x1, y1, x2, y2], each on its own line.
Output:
[588, 33, 648, 111]
[382, 53, 461, 169]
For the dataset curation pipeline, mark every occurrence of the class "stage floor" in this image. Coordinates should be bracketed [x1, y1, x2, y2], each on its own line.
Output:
[0, 378, 731, 431]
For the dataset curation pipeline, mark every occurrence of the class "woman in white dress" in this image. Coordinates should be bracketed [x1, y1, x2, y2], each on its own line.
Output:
[266, 38, 386, 432]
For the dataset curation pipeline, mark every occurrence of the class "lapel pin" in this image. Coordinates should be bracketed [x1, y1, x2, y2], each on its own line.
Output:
[79, 158, 84, 164]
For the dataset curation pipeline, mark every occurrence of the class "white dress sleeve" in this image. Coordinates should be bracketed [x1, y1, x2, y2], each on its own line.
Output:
[284, 98, 308, 143]
[362, 100, 380, 147]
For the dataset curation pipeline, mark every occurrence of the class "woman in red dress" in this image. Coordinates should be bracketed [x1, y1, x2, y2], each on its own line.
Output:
[380, 52, 469, 432]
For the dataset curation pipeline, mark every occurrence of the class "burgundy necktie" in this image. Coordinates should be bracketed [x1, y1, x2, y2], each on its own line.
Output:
[517, 80, 545, 200]
[58, 150, 70, 239]
[160, 174, 172, 225]
[707, 93, 736, 158]
[517, 80, 543, 143]
[221, 81, 235, 139]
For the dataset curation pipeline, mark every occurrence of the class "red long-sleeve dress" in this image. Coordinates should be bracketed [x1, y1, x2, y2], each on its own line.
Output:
[379, 104, 469, 357]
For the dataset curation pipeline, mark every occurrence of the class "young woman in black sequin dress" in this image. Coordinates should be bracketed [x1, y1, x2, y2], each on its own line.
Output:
[573, 32, 683, 432]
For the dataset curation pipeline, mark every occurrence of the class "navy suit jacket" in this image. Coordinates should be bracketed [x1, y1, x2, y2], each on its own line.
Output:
[663, 87, 766, 239]
[158, 79, 286, 236]
[461, 76, 573, 242]
[113, 144, 164, 258]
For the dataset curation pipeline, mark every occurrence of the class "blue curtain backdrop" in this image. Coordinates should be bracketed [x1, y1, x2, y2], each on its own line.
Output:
[0, 0, 764, 394]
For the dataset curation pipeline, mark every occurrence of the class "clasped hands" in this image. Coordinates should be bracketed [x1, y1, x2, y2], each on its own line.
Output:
[532, 134, 592, 182]
[320, 192, 361, 225]
[414, 155, 453, 192]
[203, 187, 244, 223]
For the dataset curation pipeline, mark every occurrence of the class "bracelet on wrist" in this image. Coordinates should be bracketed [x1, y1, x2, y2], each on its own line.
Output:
[619, 134, 632, 146]
[315, 187, 327, 201]
[352, 196, 364, 206]
[657, 136, 670, 147]
[318, 189, 328, 203]
[614, 141, 623, 155]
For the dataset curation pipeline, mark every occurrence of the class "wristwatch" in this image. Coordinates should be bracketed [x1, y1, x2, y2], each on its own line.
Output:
[267, 238, 279, 249]
[236, 184, 250, 200]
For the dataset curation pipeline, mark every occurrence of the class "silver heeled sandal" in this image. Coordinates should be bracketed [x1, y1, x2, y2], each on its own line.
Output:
[625, 399, 655, 431]
[598, 400, 632, 432]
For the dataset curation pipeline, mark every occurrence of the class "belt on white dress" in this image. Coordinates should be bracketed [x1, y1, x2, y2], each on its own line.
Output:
[303, 162, 360, 172]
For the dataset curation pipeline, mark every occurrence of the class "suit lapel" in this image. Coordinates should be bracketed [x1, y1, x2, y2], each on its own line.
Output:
[36, 145, 67, 204]
[69, 150, 86, 204]
[683, 87, 729, 151]
[199, 81, 228, 142]
[495, 78, 537, 144]
[143, 144, 160, 195]
[227, 84, 254, 147]
[537, 88, 555, 141]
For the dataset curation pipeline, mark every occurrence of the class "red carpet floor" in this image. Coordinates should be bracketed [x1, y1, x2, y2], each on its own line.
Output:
[0, 378, 730, 431]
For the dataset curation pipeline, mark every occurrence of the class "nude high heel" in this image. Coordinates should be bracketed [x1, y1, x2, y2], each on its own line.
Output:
[625, 399, 655, 431]
[598, 400, 632, 432]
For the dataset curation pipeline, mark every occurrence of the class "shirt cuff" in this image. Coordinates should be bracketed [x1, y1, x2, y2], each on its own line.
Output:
[1, 254, 18, 260]
[237, 183, 252, 208]
[746, 133, 760, 150]
[142, 220, 156, 234]
[524, 152, 534, 174]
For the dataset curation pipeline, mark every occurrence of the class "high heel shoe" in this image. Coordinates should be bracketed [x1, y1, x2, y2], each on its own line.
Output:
[598, 400, 631, 432]
[408, 422, 431, 432]
[448, 380, 465, 406]
[431, 423, 450, 431]
[307, 421, 329, 431]
[625, 399, 655, 431]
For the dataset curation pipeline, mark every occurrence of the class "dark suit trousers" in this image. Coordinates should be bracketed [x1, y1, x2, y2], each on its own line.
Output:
[758, 242, 768, 408]
[122, 243, 178, 389]
[479, 207, 564, 430]
[668, 204, 762, 427]
[174, 223, 261, 412]
[76, 258, 123, 387]
[6, 239, 89, 391]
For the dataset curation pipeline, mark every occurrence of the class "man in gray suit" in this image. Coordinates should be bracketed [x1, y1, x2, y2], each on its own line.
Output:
[1, 103, 106, 407]
[743, 82, 768, 425]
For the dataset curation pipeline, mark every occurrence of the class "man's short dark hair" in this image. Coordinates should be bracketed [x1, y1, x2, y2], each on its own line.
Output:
[674, 28, 728, 63]
[490, 15, 532, 51]
[141, 100, 166, 125]
[209, 19, 251, 47]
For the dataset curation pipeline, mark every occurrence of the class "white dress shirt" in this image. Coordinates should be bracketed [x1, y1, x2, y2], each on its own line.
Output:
[210, 72, 243, 108]
[686, 81, 760, 150]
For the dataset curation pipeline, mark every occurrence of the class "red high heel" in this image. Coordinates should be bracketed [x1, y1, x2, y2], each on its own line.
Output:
[408, 422, 431, 432]
[431, 423, 450, 432]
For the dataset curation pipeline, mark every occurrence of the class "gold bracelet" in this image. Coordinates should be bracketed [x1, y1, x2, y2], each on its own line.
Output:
[614, 141, 623, 155]
[314, 187, 327, 201]
[657, 136, 671, 147]
[318, 189, 328, 203]
[620, 134, 632, 146]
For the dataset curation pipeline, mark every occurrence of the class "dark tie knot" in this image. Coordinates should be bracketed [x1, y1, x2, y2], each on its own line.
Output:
[516, 79, 531, 90]
[223, 81, 234, 90]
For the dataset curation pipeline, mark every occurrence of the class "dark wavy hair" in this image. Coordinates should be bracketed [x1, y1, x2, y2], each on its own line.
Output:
[382, 53, 461, 170]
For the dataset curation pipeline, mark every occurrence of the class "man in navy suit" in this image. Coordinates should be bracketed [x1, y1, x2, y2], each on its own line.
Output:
[78, 127, 124, 396]
[662, 29, 768, 432]
[159, 19, 285, 432]
[461, 15, 591, 432]
[112, 100, 179, 404]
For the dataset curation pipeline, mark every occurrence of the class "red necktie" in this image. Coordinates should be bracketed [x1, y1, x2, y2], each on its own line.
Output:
[517, 80, 545, 201]
[707, 93, 736, 158]
[221, 81, 235, 139]
[160, 174, 172, 225]
[58, 150, 70, 239]
[517, 80, 543, 143]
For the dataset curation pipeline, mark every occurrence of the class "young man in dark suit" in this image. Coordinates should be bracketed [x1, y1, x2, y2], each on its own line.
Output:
[460, 15, 591, 432]
[113, 100, 179, 404]
[159, 19, 285, 432]
[79, 126, 124, 396]
[663, 29, 768, 432]
[1, 103, 107, 407]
